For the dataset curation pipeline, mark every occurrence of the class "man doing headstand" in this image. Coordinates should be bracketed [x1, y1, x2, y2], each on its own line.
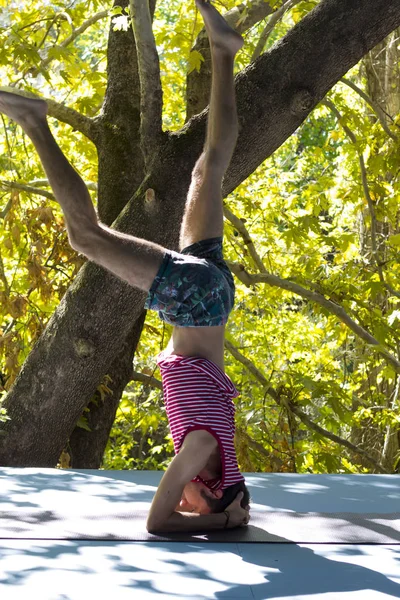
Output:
[0, 0, 250, 532]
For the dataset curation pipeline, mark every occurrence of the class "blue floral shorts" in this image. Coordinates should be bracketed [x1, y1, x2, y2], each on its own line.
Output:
[144, 237, 235, 327]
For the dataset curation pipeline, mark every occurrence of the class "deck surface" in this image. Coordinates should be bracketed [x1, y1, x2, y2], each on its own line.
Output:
[1, 469, 399, 599]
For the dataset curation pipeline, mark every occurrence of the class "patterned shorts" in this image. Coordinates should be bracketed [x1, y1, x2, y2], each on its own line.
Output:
[144, 237, 235, 327]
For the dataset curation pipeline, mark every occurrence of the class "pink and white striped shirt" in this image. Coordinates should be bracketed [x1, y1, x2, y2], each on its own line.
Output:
[157, 351, 244, 491]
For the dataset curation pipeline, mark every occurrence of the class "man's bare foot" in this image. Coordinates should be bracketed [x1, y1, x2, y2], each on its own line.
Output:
[195, 0, 243, 56]
[0, 88, 47, 130]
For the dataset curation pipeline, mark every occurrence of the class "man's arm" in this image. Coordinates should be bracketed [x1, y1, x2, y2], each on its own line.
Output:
[147, 509, 227, 533]
[146, 430, 218, 533]
[148, 491, 249, 533]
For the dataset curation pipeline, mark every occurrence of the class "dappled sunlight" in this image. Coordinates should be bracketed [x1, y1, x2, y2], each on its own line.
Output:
[0, 541, 400, 599]
[236, 544, 400, 599]
[0, 468, 157, 540]
[0, 541, 269, 599]
[1, 469, 400, 598]
[244, 473, 400, 513]
[1, 470, 400, 544]
[0, 467, 158, 506]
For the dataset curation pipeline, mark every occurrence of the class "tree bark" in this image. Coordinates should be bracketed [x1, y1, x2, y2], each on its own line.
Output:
[96, 0, 145, 224]
[185, 0, 277, 120]
[365, 27, 400, 119]
[67, 0, 158, 468]
[1, 0, 400, 466]
[68, 311, 146, 468]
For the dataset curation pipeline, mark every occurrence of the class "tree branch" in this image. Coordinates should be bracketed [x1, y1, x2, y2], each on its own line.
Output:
[226, 261, 400, 374]
[287, 400, 388, 473]
[0, 248, 10, 295]
[239, 428, 284, 470]
[131, 370, 163, 390]
[53, 10, 109, 52]
[198, 0, 276, 42]
[190, 0, 278, 51]
[323, 99, 400, 301]
[96, 0, 149, 224]
[28, 178, 98, 192]
[251, 0, 302, 62]
[225, 338, 276, 391]
[0, 179, 97, 205]
[46, 98, 98, 141]
[0, 86, 97, 141]
[0, 196, 13, 219]
[340, 77, 397, 141]
[25, 10, 109, 79]
[129, 0, 163, 166]
[225, 340, 389, 473]
[0, 180, 55, 200]
[186, 0, 277, 120]
[223, 205, 266, 272]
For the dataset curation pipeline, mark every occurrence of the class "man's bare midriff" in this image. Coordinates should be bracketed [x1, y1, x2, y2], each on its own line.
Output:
[164, 324, 226, 371]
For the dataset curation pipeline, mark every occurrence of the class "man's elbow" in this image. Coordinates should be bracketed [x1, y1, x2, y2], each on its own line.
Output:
[147, 512, 176, 533]
[146, 518, 163, 534]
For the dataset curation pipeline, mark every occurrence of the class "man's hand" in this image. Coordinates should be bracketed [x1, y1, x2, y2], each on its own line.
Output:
[224, 491, 250, 528]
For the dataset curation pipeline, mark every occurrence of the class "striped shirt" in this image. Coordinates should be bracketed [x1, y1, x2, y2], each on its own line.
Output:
[157, 351, 244, 491]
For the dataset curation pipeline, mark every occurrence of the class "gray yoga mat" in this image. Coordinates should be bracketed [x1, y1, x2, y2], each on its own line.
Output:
[1, 505, 400, 543]
[1, 468, 399, 543]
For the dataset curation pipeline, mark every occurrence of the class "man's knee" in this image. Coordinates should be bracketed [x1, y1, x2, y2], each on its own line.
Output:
[192, 150, 225, 181]
[68, 221, 100, 255]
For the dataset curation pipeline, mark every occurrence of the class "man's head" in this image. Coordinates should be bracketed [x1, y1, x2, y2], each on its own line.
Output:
[178, 481, 223, 514]
[178, 480, 250, 514]
[202, 480, 250, 513]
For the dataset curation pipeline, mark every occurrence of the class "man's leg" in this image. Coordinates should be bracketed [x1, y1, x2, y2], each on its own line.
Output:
[179, 0, 243, 250]
[0, 91, 164, 291]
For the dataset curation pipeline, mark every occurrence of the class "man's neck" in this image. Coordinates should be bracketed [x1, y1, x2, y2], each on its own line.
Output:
[199, 447, 222, 479]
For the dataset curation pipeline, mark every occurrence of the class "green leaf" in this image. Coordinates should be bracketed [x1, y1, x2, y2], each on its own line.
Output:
[388, 233, 400, 247]
[187, 50, 204, 74]
[76, 416, 91, 432]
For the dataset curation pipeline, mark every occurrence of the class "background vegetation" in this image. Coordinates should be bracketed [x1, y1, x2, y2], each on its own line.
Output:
[1, 0, 399, 474]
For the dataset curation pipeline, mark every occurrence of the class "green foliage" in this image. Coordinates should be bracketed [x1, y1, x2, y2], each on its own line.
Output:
[103, 389, 173, 471]
[0, 0, 399, 473]
[0, 0, 102, 387]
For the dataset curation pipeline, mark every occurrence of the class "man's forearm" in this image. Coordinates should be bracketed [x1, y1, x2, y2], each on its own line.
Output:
[147, 511, 227, 533]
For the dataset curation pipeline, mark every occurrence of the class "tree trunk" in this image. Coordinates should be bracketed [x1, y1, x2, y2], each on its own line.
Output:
[68, 311, 146, 468]
[1, 0, 400, 466]
[185, 0, 277, 120]
[67, 0, 158, 468]
[365, 28, 400, 119]
[96, 0, 147, 224]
